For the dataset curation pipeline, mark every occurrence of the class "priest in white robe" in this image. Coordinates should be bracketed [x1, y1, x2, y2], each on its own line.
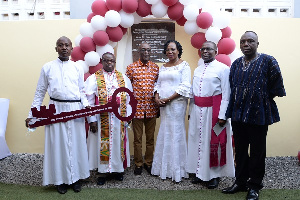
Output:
[26, 36, 90, 194]
[85, 52, 132, 185]
[187, 41, 235, 189]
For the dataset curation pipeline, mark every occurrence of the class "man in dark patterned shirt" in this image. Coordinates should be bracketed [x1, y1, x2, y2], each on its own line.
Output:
[126, 42, 159, 175]
[222, 31, 286, 200]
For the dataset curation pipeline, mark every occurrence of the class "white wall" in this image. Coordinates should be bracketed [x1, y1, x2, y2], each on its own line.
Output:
[70, 0, 94, 19]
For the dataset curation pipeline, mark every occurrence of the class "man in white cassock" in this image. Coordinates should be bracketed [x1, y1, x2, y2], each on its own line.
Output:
[187, 41, 235, 189]
[85, 52, 133, 185]
[25, 36, 90, 194]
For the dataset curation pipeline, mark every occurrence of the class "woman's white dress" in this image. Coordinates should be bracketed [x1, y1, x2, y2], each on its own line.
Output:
[151, 61, 192, 182]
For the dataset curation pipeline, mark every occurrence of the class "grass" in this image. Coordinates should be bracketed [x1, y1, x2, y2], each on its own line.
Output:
[0, 183, 300, 200]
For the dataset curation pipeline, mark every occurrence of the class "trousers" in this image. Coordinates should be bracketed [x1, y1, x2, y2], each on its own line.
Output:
[132, 116, 156, 167]
[231, 121, 268, 190]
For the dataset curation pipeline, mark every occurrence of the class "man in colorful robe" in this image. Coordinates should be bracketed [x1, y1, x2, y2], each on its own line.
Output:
[25, 36, 90, 194]
[125, 42, 159, 175]
[85, 52, 133, 185]
[187, 41, 235, 189]
[222, 31, 286, 200]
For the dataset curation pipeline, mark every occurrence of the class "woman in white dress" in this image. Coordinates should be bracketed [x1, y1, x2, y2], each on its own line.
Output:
[151, 40, 192, 182]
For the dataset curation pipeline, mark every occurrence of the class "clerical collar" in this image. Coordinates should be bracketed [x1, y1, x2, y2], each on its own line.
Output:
[204, 58, 215, 64]
[103, 69, 115, 75]
[57, 58, 69, 63]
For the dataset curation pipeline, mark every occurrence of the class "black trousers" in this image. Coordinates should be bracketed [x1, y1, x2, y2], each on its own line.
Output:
[231, 121, 268, 190]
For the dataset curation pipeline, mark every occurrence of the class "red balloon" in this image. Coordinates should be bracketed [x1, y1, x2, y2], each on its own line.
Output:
[87, 13, 96, 23]
[93, 31, 109, 46]
[80, 37, 96, 53]
[136, 0, 151, 17]
[162, 0, 178, 7]
[191, 32, 206, 49]
[298, 151, 300, 163]
[89, 63, 103, 74]
[106, 0, 122, 12]
[176, 15, 187, 26]
[167, 1, 184, 21]
[221, 26, 232, 39]
[122, 0, 138, 14]
[119, 25, 128, 35]
[215, 54, 231, 67]
[106, 26, 123, 42]
[84, 72, 91, 81]
[196, 12, 213, 29]
[71, 46, 86, 61]
[217, 38, 236, 55]
[91, 0, 108, 16]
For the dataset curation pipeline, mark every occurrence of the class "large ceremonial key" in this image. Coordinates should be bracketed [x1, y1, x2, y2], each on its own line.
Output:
[28, 87, 137, 128]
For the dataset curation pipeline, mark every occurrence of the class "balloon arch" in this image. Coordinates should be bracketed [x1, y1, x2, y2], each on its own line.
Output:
[70, 0, 239, 79]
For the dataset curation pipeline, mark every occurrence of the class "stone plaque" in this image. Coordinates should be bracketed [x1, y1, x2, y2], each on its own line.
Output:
[131, 22, 175, 63]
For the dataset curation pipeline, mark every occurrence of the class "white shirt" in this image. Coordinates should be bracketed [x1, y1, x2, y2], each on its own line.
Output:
[28, 58, 88, 117]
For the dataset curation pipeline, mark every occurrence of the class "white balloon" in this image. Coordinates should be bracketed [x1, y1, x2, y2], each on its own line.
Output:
[108, 41, 118, 48]
[228, 48, 241, 63]
[184, 20, 200, 35]
[105, 10, 121, 28]
[145, 0, 159, 5]
[190, 0, 207, 8]
[91, 15, 107, 31]
[151, 1, 168, 18]
[205, 26, 222, 44]
[96, 44, 114, 58]
[79, 22, 95, 38]
[119, 10, 134, 28]
[183, 4, 199, 21]
[74, 34, 83, 47]
[84, 51, 101, 66]
[76, 60, 89, 73]
[133, 12, 142, 24]
[212, 11, 231, 29]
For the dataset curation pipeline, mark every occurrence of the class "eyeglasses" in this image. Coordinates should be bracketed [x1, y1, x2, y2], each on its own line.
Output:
[200, 47, 216, 52]
[140, 48, 151, 52]
[102, 59, 116, 63]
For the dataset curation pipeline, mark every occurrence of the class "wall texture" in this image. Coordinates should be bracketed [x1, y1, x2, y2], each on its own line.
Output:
[0, 18, 298, 156]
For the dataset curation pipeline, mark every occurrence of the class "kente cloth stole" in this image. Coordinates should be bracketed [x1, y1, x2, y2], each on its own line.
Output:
[194, 94, 227, 167]
[95, 69, 127, 164]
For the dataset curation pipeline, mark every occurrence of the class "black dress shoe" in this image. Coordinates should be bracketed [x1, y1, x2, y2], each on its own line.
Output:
[97, 177, 106, 185]
[144, 164, 152, 174]
[207, 178, 220, 189]
[191, 177, 202, 184]
[246, 189, 259, 200]
[114, 173, 124, 181]
[57, 184, 68, 194]
[72, 181, 81, 193]
[134, 166, 142, 175]
[222, 183, 247, 194]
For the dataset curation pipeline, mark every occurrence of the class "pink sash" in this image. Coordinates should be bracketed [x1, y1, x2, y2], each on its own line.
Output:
[194, 94, 227, 167]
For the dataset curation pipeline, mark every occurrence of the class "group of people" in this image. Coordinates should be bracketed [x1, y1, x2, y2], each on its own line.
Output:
[25, 31, 285, 200]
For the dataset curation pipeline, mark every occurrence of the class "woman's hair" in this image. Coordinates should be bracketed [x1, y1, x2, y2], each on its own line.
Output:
[163, 40, 183, 59]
